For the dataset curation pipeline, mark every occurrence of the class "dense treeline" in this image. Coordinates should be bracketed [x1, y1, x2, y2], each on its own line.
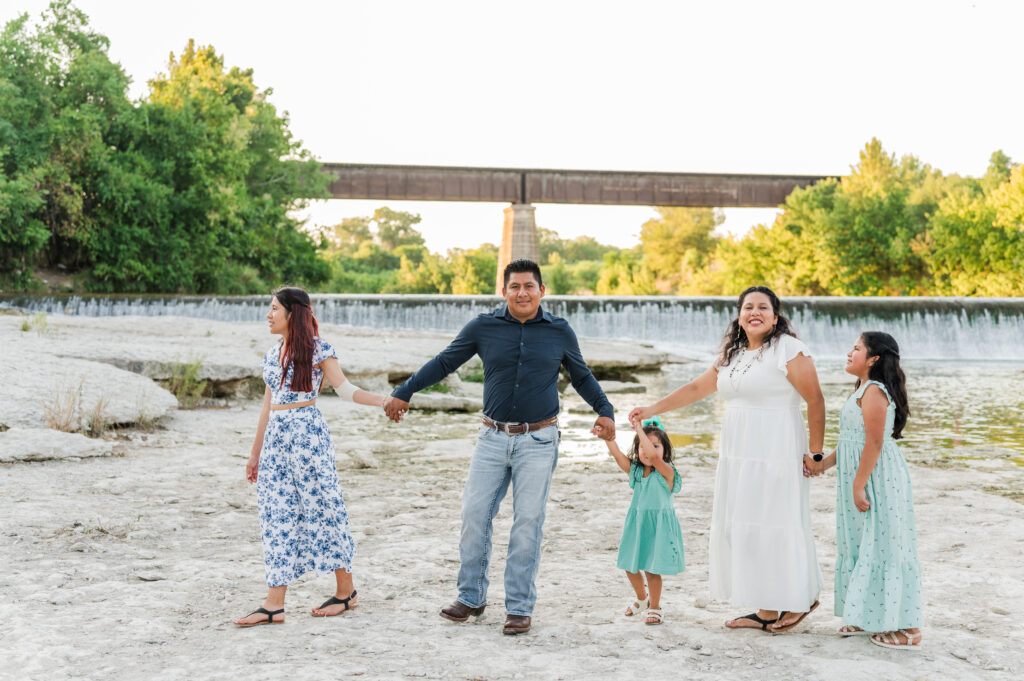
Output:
[0, 1, 330, 293]
[3, 3, 1021, 297]
[669, 141, 1024, 297]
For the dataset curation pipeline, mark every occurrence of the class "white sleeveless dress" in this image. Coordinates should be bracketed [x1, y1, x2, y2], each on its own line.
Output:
[710, 334, 822, 611]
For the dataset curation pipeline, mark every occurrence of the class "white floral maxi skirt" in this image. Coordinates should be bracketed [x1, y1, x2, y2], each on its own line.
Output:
[257, 406, 355, 587]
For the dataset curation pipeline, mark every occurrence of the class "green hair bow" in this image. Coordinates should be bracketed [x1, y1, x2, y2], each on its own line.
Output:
[641, 415, 665, 430]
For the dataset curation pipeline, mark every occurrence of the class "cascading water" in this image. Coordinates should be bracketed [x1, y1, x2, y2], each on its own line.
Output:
[3, 294, 1023, 360]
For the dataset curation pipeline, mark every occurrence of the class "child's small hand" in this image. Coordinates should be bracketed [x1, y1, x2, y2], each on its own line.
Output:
[853, 484, 870, 512]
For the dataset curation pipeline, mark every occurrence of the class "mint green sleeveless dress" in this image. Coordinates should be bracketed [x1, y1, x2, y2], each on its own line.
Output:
[616, 462, 685, 575]
[834, 380, 923, 630]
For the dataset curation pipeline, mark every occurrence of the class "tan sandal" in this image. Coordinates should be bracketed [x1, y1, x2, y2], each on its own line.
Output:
[871, 629, 922, 649]
[769, 600, 819, 633]
[838, 624, 869, 637]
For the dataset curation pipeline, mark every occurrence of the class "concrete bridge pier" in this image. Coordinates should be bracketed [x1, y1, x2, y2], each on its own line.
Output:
[495, 203, 540, 294]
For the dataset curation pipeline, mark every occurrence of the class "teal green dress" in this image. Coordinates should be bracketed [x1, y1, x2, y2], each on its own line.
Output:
[835, 380, 923, 630]
[617, 462, 685, 575]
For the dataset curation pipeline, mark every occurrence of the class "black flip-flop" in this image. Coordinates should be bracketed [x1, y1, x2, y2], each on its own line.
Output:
[235, 607, 284, 627]
[313, 589, 357, 617]
[727, 612, 778, 631]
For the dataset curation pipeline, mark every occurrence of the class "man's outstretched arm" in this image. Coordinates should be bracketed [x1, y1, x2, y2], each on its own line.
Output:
[384, 319, 480, 422]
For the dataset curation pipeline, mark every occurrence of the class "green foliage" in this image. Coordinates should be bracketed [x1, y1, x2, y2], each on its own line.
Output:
[696, 139, 1020, 297]
[318, 207, 499, 294]
[165, 356, 208, 409]
[639, 207, 723, 292]
[0, 2, 331, 292]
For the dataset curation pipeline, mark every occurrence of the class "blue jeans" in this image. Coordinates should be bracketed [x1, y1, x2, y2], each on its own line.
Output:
[456, 423, 559, 616]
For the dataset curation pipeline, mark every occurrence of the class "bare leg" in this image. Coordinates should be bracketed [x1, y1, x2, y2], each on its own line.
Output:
[311, 568, 358, 616]
[644, 573, 663, 623]
[235, 585, 287, 625]
[624, 571, 647, 615]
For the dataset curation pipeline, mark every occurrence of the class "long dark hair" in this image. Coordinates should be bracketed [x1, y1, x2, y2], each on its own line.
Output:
[855, 331, 910, 440]
[273, 287, 320, 392]
[629, 425, 673, 465]
[717, 286, 797, 367]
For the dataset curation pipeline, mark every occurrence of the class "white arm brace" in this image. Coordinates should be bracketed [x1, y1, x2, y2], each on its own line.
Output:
[335, 379, 362, 402]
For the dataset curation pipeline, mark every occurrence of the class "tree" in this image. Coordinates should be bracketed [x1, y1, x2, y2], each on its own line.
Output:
[639, 207, 723, 292]
[373, 207, 425, 251]
[0, 0, 131, 287]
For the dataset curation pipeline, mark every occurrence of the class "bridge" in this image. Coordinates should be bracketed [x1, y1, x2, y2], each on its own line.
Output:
[321, 163, 829, 292]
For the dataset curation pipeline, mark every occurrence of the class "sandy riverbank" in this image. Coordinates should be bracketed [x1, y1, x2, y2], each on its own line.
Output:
[2, 401, 1023, 681]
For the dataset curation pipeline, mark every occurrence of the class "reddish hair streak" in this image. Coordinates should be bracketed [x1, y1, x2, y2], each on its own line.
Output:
[272, 287, 320, 392]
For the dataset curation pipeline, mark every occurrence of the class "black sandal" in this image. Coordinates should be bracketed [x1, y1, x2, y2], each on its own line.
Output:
[235, 607, 284, 627]
[727, 612, 778, 631]
[313, 590, 358, 617]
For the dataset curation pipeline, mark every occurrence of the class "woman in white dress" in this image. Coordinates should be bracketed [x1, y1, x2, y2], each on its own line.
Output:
[630, 286, 825, 632]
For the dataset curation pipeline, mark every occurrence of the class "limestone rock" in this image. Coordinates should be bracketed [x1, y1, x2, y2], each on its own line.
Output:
[598, 380, 646, 394]
[408, 393, 483, 412]
[0, 428, 117, 463]
[0, 352, 178, 431]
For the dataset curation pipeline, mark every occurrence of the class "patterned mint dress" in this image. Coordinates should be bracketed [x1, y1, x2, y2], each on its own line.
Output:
[616, 463, 685, 575]
[834, 380, 922, 630]
[258, 337, 355, 587]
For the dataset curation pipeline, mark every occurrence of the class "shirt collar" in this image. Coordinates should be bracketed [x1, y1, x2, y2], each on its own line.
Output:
[497, 304, 553, 324]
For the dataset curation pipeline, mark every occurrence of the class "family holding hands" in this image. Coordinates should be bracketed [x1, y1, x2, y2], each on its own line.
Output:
[234, 259, 923, 652]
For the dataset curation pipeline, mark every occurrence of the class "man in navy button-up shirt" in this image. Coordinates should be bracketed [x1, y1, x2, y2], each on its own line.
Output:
[384, 259, 615, 634]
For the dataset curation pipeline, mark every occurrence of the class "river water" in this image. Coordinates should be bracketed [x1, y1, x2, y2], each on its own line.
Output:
[3, 293, 1022, 466]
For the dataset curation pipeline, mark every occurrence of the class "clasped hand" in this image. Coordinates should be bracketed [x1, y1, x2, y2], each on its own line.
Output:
[382, 395, 410, 423]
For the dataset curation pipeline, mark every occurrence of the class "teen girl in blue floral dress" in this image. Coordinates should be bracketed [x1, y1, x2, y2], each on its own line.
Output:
[235, 287, 385, 627]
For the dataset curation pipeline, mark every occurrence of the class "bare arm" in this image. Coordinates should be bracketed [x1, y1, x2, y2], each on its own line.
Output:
[605, 438, 632, 474]
[320, 357, 385, 407]
[628, 365, 718, 423]
[852, 385, 888, 512]
[633, 420, 674, 490]
[785, 354, 825, 454]
[246, 386, 272, 483]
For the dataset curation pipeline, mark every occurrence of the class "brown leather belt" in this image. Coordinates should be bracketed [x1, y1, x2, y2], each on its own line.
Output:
[270, 399, 317, 411]
[482, 416, 557, 435]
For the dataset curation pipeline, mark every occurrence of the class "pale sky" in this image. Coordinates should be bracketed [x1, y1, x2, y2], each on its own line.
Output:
[6, 0, 1023, 252]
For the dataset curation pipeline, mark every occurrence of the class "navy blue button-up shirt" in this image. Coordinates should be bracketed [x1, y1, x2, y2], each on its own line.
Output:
[392, 304, 614, 423]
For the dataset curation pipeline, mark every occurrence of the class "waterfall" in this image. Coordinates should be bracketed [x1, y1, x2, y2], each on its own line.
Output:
[3, 294, 1022, 360]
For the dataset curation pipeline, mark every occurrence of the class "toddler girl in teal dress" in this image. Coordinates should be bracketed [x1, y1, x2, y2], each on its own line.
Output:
[606, 417, 685, 625]
[805, 332, 923, 649]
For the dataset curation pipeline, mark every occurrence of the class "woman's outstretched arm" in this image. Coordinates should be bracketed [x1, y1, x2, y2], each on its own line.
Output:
[320, 357, 385, 406]
[628, 365, 718, 423]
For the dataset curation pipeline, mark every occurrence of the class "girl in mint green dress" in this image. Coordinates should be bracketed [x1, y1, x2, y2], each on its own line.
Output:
[806, 332, 923, 649]
[606, 417, 684, 626]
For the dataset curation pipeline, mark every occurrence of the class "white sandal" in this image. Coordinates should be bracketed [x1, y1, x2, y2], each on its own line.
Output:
[625, 596, 649, 617]
[838, 625, 870, 637]
[870, 629, 922, 649]
[645, 608, 664, 625]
